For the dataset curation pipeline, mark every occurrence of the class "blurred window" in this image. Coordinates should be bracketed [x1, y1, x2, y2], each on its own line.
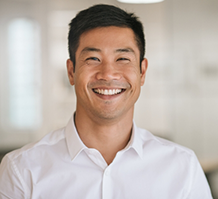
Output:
[8, 18, 41, 129]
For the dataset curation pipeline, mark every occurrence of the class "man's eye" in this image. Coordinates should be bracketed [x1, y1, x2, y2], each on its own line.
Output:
[117, 57, 130, 61]
[86, 57, 100, 61]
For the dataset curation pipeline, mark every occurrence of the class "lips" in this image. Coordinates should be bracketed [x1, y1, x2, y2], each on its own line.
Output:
[89, 80, 129, 97]
[93, 88, 123, 95]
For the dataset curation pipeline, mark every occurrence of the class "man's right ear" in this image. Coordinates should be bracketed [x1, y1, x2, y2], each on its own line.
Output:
[66, 59, 75, 86]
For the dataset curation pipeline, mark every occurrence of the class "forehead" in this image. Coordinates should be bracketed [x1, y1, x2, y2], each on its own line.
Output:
[76, 26, 139, 54]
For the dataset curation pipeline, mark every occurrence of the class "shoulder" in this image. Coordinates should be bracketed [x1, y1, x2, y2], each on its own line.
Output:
[5, 127, 66, 162]
[136, 126, 195, 159]
[135, 126, 201, 181]
[135, 126, 212, 198]
[0, 127, 67, 197]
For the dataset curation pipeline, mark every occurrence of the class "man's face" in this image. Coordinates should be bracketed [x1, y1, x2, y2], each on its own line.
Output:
[67, 26, 147, 123]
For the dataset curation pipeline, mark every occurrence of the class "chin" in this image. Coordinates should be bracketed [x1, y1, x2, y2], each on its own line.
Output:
[92, 108, 129, 123]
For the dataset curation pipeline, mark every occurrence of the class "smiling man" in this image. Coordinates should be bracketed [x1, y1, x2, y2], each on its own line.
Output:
[66, 25, 147, 165]
[0, 4, 213, 199]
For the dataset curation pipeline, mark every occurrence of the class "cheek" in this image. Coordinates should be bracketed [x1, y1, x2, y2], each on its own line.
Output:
[121, 61, 140, 74]
[74, 69, 95, 93]
[123, 67, 141, 85]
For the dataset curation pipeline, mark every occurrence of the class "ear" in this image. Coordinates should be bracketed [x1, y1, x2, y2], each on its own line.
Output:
[140, 58, 148, 86]
[66, 59, 75, 86]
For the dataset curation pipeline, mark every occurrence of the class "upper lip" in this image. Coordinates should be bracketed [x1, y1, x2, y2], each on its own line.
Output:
[88, 80, 130, 90]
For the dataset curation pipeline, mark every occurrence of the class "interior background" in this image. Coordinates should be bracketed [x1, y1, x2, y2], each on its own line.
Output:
[0, 0, 218, 197]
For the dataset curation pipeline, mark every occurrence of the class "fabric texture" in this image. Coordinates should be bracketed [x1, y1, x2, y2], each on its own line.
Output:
[0, 116, 213, 199]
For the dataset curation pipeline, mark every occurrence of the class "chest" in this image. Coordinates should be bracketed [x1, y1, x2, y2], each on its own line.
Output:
[29, 155, 189, 199]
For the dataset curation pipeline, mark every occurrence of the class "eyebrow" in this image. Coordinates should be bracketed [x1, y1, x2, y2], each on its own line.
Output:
[115, 48, 135, 54]
[81, 47, 101, 54]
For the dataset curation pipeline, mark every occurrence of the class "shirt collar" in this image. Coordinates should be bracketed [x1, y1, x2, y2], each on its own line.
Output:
[65, 116, 144, 161]
[65, 115, 87, 161]
[123, 121, 144, 159]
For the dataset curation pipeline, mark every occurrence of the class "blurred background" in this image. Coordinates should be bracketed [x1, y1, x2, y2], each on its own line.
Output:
[0, 0, 218, 196]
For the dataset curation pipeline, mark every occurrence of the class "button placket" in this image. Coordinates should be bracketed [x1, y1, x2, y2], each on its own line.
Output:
[102, 167, 112, 199]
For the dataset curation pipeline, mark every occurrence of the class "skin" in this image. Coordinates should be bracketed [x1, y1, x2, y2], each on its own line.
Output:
[67, 26, 148, 164]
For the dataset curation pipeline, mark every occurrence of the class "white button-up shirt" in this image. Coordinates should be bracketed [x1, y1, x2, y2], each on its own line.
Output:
[0, 116, 213, 199]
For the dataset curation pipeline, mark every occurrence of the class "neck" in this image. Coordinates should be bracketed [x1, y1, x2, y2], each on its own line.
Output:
[74, 109, 133, 165]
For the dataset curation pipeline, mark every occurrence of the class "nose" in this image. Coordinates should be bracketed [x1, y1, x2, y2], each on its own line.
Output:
[96, 62, 121, 81]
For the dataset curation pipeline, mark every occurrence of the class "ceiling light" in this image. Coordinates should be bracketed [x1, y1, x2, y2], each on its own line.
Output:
[117, 0, 164, 4]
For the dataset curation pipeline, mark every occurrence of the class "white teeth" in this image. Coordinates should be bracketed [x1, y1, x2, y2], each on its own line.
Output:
[94, 89, 122, 95]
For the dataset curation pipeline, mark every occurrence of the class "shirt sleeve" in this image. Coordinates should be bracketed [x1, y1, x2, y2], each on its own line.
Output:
[0, 155, 28, 199]
[186, 153, 213, 199]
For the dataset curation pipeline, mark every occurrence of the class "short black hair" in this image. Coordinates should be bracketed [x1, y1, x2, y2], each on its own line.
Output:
[68, 4, 145, 70]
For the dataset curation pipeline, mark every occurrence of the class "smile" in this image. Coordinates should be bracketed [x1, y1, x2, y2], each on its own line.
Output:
[93, 88, 123, 95]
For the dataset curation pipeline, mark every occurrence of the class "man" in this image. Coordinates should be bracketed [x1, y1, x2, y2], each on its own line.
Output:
[0, 4, 213, 199]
